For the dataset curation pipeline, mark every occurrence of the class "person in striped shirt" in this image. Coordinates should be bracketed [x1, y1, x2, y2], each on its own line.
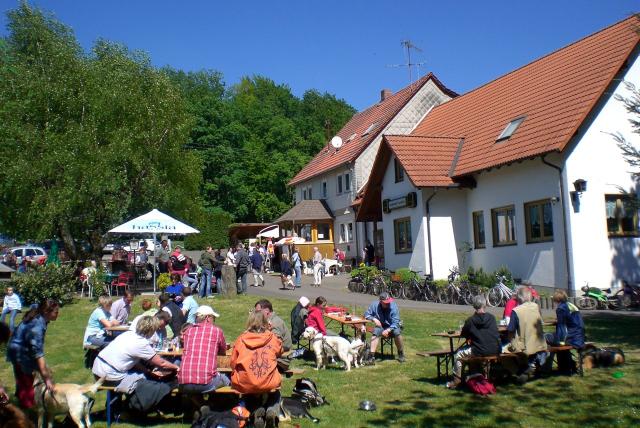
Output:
[178, 305, 229, 394]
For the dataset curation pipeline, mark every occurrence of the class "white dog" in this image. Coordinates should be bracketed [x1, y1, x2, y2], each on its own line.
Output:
[349, 337, 366, 367]
[302, 326, 360, 371]
[34, 376, 104, 428]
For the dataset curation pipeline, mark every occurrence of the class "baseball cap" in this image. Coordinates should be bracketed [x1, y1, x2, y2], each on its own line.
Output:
[379, 292, 393, 304]
[299, 296, 310, 307]
[196, 305, 220, 318]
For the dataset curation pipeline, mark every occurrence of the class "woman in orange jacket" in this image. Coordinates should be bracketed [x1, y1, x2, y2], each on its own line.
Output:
[231, 310, 282, 428]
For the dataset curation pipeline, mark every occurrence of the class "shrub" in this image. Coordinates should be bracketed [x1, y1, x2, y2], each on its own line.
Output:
[350, 265, 379, 283]
[91, 268, 108, 298]
[184, 209, 232, 250]
[157, 273, 172, 291]
[433, 279, 449, 289]
[466, 266, 495, 290]
[7, 264, 76, 306]
[395, 267, 418, 283]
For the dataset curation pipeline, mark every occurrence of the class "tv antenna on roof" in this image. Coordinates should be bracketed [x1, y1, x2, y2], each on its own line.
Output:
[387, 39, 426, 83]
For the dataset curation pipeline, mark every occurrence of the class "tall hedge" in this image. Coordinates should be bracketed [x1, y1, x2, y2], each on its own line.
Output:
[184, 210, 232, 250]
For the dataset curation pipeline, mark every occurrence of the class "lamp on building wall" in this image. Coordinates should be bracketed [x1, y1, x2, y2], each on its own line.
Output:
[570, 179, 587, 208]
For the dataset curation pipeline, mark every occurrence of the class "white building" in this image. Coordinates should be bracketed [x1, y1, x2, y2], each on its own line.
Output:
[287, 74, 456, 263]
[358, 16, 640, 293]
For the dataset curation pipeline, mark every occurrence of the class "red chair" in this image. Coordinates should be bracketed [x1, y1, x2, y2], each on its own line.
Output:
[111, 273, 129, 296]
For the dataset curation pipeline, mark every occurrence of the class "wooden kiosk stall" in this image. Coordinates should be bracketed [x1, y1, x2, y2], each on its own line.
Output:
[274, 200, 335, 262]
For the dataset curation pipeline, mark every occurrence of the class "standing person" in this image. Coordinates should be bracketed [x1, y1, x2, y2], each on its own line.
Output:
[254, 299, 291, 351]
[251, 248, 265, 287]
[231, 311, 282, 428]
[7, 300, 60, 408]
[280, 254, 294, 290]
[225, 247, 236, 266]
[156, 240, 171, 274]
[291, 246, 302, 288]
[235, 243, 251, 295]
[110, 290, 134, 325]
[446, 295, 500, 389]
[83, 295, 120, 347]
[158, 293, 185, 339]
[365, 241, 375, 267]
[362, 292, 405, 363]
[179, 305, 229, 393]
[258, 244, 266, 273]
[214, 249, 224, 294]
[311, 247, 323, 287]
[1, 286, 22, 332]
[198, 246, 216, 298]
[181, 287, 199, 324]
[266, 239, 274, 272]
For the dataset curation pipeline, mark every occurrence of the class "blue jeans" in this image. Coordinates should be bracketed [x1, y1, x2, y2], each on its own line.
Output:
[200, 268, 212, 297]
[294, 266, 302, 287]
[237, 271, 248, 294]
[1, 308, 20, 332]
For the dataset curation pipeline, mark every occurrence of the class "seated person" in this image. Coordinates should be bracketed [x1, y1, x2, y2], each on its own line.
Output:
[130, 310, 170, 350]
[231, 310, 282, 428]
[179, 305, 229, 393]
[181, 287, 199, 324]
[280, 254, 294, 289]
[158, 293, 185, 339]
[291, 296, 310, 345]
[165, 274, 185, 305]
[92, 316, 178, 392]
[363, 292, 405, 363]
[447, 295, 500, 389]
[169, 246, 188, 275]
[305, 296, 336, 337]
[502, 292, 518, 326]
[183, 257, 198, 288]
[140, 298, 158, 317]
[545, 290, 585, 373]
[83, 295, 120, 347]
[110, 291, 134, 325]
[255, 299, 291, 351]
[505, 287, 548, 382]
[1, 286, 22, 332]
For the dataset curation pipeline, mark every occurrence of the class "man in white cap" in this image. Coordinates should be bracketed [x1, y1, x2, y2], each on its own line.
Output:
[363, 292, 405, 363]
[178, 305, 229, 393]
[289, 296, 310, 358]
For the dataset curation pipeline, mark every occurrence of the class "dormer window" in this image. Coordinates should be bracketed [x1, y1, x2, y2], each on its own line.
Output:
[496, 116, 525, 142]
[362, 122, 377, 137]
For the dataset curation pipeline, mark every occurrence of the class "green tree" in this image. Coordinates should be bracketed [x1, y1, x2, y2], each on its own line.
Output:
[0, 3, 201, 259]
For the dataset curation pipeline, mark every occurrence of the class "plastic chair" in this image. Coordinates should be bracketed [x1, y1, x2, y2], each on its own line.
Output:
[79, 274, 93, 299]
[111, 273, 129, 296]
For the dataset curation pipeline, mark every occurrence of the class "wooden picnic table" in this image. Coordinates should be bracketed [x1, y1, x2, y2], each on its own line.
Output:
[324, 312, 371, 337]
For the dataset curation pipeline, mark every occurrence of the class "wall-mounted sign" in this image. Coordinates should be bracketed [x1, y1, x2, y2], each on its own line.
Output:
[383, 192, 417, 213]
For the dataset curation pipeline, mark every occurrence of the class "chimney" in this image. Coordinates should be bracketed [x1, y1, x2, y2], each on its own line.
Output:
[380, 89, 392, 102]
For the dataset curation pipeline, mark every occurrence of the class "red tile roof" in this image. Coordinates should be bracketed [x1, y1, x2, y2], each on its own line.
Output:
[288, 73, 457, 186]
[410, 15, 640, 177]
[386, 135, 462, 187]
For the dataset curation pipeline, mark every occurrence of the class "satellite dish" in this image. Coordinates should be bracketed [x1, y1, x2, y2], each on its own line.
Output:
[331, 136, 343, 149]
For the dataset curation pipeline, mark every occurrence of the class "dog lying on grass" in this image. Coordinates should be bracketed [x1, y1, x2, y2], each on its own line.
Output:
[302, 326, 363, 371]
[34, 376, 104, 428]
[582, 346, 625, 370]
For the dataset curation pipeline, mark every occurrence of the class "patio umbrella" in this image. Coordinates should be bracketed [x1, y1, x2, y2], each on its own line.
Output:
[276, 236, 306, 245]
[108, 209, 200, 292]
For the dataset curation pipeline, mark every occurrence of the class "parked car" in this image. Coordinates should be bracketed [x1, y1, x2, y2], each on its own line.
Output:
[3, 246, 47, 265]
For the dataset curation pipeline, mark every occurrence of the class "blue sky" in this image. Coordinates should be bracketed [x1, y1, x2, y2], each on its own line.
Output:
[1, 1, 638, 110]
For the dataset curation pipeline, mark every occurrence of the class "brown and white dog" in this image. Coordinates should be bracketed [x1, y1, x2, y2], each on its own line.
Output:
[0, 401, 35, 428]
[582, 347, 625, 370]
[34, 376, 104, 428]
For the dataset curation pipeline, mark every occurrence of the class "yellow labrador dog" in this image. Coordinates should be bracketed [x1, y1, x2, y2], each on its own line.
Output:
[34, 376, 103, 428]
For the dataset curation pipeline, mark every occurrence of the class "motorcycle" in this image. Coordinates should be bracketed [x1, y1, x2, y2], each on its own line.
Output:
[577, 285, 620, 310]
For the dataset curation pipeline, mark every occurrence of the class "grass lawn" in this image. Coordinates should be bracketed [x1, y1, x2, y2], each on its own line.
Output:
[1, 296, 638, 427]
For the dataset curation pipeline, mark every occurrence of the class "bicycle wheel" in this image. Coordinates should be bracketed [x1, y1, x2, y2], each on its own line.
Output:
[462, 284, 478, 305]
[577, 296, 597, 310]
[424, 283, 438, 302]
[403, 281, 417, 300]
[615, 290, 632, 309]
[487, 287, 503, 307]
[389, 282, 403, 299]
[434, 287, 446, 304]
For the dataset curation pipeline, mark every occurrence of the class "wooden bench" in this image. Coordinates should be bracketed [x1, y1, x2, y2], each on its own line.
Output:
[459, 353, 522, 379]
[417, 350, 452, 380]
[548, 344, 585, 377]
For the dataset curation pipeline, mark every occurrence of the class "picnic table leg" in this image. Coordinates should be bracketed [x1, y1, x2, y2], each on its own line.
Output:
[106, 390, 111, 428]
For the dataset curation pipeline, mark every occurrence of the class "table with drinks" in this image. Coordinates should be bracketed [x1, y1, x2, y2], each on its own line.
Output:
[324, 312, 372, 338]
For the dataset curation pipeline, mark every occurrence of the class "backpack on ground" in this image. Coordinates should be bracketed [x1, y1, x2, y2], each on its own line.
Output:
[465, 374, 496, 396]
[292, 378, 328, 407]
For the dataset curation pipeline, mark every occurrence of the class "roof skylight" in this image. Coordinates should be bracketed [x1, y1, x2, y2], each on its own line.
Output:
[362, 122, 378, 136]
[496, 116, 525, 142]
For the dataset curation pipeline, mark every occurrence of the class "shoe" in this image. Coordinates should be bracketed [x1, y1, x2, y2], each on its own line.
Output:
[515, 373, 529, 385]
[253, 407, 266, 428]
[445, 378, 461, 389]
[397, 353, 406, 363]
[261, 279, 265, 286]
[366, 356, 376, 365]
[265, 406, 278, 428]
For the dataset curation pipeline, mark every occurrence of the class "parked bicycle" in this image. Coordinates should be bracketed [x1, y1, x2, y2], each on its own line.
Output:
[437, 267, 470, 305]
[401, 270, 438, 302]
[486, 274, 514, 307]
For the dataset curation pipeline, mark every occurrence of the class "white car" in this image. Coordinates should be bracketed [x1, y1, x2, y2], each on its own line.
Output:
[4, 246, 47, 265]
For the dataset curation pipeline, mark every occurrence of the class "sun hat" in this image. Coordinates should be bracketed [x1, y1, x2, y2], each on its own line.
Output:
[379, 292, 393, 304]
[196, 305, 220, 318]
[299, 296, 310, 307]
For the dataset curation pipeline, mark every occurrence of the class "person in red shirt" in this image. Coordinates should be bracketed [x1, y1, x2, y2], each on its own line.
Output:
[503, 285, 540, 325]
[305, 296, 337, 336]
[178, 305, 228, 394]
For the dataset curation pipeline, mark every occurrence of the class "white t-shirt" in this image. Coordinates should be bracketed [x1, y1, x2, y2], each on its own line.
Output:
[92, 331, 156, 381]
